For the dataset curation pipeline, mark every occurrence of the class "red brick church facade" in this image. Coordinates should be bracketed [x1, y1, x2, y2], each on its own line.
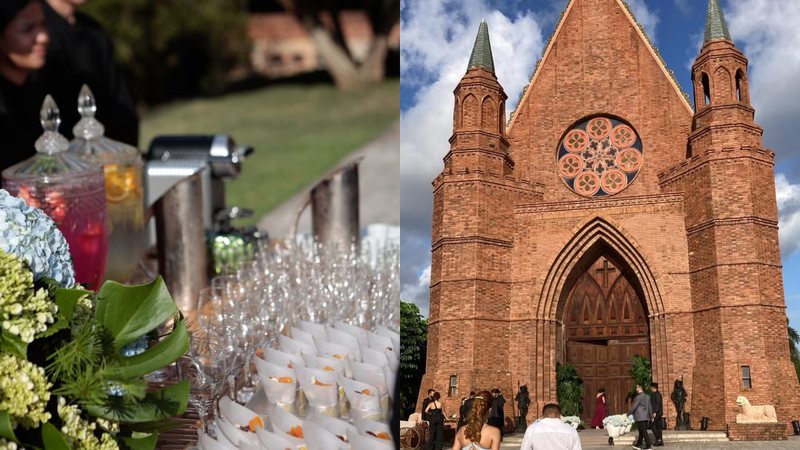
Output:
[419, 0, 800, 433]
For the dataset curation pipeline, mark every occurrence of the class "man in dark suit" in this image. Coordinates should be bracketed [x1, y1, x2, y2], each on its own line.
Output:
[458, 391, 476, 428]
[489, 389, 506, 438]
[421, 389, 435, 421]
[650, 383, 664, 447]
[41, 0, 139, 146]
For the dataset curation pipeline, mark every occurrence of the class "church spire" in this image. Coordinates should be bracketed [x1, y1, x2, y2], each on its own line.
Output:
[468, 20, 495, 73]
[704, 0, 731, 43]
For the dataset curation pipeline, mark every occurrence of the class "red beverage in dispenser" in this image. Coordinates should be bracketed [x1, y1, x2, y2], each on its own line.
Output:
[2, 96, 108, 289]
[69, 85, 144, 283]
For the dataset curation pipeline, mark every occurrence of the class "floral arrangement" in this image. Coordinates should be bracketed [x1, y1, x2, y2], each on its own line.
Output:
[560, 415, 581, 429]
[602, 414, 634, 428]
[0, 189, 189, 449]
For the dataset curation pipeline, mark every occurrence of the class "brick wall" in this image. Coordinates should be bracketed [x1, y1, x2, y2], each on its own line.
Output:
[727, 423, 787, 441]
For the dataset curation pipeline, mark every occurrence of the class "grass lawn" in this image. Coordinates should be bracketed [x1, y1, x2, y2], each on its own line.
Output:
[140, 79, 399, 227]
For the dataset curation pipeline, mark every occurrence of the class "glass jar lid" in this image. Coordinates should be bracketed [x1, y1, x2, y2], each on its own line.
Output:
[2, 95, 102, 183]
[68, 85, 141, 166]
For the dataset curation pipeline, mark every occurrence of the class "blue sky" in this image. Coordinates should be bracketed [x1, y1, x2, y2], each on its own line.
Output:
[400, 0, 800, 334]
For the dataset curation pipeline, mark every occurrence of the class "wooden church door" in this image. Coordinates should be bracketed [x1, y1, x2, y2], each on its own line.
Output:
[564, 255, 650, 421]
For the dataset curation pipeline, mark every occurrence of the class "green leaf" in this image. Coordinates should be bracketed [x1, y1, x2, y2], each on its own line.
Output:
[95, 277, 177, 350]
[106, 318, 189, 379]
[0, 411, 17, 442]
[119, 434, 158, 450]
[85, 380, 189, 423]
[0, 331, 27, 359]
[41, 288, 90, 338]
[41, 423, 70, 450]
[126, 419, 183, 434]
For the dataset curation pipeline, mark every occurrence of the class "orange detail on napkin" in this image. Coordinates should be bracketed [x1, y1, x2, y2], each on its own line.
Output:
[288, 425, 304, 438]
[248, 416, 264, 431]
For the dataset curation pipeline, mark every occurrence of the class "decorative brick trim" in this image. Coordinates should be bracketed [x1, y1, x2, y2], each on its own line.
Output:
[659, 151, 775, 184]
[687, 261, 783, 275]
[686, 216, 779, 234]
[433, 176, 541, 195]
[691, 304, 787, 315]
[429, 277, 511, 289]
[432, 236, 513, 250]
[516, 194, 683, 214]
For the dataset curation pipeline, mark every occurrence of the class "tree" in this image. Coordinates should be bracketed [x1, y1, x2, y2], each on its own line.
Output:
[788, 319, 800, 382]
[83, 0, 249, 105]
[400, 301, 427, 419]
[556, 363, 583, 417]
[276, 0, 399, 90]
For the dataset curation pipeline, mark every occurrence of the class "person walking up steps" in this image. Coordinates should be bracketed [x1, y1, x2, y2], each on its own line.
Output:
[650, 383, 664, 447]
[629, 385, 653, 450]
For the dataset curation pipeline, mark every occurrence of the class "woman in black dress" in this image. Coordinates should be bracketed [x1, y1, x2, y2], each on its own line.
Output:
[425, 391, 448, 450]
[0, 0, 49, 172]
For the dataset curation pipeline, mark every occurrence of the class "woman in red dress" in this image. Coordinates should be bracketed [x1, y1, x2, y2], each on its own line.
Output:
[590, 388, 608, 429]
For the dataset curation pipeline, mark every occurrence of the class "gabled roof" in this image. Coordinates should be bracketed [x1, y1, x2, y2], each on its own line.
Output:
[468, 19, 495, 73]
[507, 0, 693, 132]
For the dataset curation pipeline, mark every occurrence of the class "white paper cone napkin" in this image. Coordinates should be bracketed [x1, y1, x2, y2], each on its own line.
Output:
[254, 357, 297, 407]
[302, 420, 349, 450]
[333, 321, 369, 346]
[279, 334, 316, 356]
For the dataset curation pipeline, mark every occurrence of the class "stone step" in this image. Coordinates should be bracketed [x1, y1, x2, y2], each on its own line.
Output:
[612, 430, 728, 445]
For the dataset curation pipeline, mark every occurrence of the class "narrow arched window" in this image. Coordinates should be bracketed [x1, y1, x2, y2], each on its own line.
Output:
[736, 70, 744, 102]
[702, 73, 711, 105]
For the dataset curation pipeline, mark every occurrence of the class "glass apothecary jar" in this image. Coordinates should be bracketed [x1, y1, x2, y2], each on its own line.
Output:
[69, 85, 143, 282]
[2, 95, 107, 289]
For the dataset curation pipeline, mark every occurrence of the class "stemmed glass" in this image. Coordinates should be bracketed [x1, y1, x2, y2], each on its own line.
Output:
[177, 334, 225, 435]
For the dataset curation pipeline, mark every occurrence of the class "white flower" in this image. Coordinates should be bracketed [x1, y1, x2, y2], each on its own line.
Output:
[0, 354, 51, 428]
[57, 398, 120, 450]
[0, 250, 58, 343]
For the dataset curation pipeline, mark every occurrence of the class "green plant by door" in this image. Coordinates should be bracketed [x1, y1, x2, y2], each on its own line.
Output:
[629, 354, 652, 398]
[556, 362, 584, 417]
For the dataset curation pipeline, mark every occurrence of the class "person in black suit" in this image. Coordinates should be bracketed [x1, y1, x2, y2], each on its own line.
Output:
[40, 0, 139, 146]
[457, 391, 476, 429]
[488, 388, 506, 438]
[650, 383, 664, 447]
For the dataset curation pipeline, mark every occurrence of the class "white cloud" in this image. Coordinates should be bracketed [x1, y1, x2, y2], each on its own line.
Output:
[400, 0, 545, 316]
[673, 0, 692, 15]
[777, 173, 800, 258]
[401, 265, 432, 316]
[626, 0, 660, 43]
[726, 0, 800, 162]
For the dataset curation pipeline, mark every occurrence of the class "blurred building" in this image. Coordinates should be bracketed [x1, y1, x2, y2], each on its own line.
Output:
[247, 1, 399, 78]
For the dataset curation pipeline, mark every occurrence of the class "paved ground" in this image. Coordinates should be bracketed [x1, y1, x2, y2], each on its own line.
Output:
[496, 430, 800, 449]
[257, 120, 399, 237]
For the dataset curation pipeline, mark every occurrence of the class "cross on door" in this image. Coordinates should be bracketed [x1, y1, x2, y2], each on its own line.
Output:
[596, 258, 617, 287]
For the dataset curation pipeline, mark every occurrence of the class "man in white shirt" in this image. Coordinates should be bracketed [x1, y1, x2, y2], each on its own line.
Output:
[519, 403, 582, 450]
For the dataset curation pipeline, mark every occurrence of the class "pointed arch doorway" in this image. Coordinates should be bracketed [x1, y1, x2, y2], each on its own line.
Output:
[563, 254, 650, 421]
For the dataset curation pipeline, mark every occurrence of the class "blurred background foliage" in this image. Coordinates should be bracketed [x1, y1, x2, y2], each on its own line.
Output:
[83, 0, 250, 106]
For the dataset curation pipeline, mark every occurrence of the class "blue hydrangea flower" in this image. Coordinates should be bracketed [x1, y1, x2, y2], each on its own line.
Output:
[0, 190, 76, 287]
[121, 336, 148, 357]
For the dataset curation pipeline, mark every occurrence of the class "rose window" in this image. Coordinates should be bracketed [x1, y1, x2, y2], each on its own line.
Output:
[557, 116, 643, 197]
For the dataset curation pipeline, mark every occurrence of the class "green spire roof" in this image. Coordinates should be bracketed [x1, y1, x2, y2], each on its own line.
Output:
[704, 0, 731, 43]
[468, 20, 495, 72]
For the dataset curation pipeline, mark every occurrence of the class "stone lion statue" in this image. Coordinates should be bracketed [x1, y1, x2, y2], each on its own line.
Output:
[735, 396, 777, 423]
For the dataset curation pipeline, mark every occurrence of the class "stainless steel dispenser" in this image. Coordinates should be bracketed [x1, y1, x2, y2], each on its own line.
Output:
[144, 135, 253, 228]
